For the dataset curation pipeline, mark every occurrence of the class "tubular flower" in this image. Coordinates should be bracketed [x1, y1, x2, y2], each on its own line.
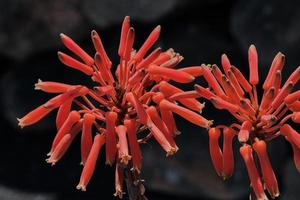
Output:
[17, 16, 210, 197]
[194, 45, 300, 199]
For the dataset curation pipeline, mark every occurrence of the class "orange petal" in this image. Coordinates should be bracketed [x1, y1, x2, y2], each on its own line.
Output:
[221, 54, 231, 74]
[271, 82, 294, 109]
[91, 30, 111, 68]
[105, 111, 118, 165]
[148, 121, 176, 156]
[194, 84, 216, 99]
[160, 99, 212, 128]
[118, 16, 131, 57]
[263, 52, 285, 90]
[56, 99, 72, 130]
[17, 105, 53, 128]
[94, 53, 114, 84]
[291, 112, 300, 123]
[253, 140, 279, 198]
[288, 101, 300, 112]
[124, 119, 142, 172]
[280, 124, 300, 148]
[122, 27, 135, 61]
[248, 45, 259, 85]
[178, 66, 204, 77]
[284, 90, 300, 105]
[146, 106, 178, 150]
[81, 113, 95, 165]
[240, 144, 267, 200]
[58, 52, 93, 75]
[203, 65, 225, 97]
[136, 47, 162, 70]
[126, 92, 150, 126]
[60, 33, 94, 66]
[222, 127, 235, 179]
[208, 128, 223, 177]
[77, 134, 105, 191]
[51, 111, 81, 153]
[159, 82, 202, 112]
[116, 125, 131, 164]
[238, 121, 252, 143]
[134, 25, 161, 62]
[231, 66, 252, 92]
[35, 79, 75, 93]
[148, 65, 195, 83]
[260, 87, 275, 111]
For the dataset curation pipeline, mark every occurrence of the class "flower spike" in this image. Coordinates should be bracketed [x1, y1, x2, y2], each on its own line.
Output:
[18, 17, 211, 199]
[196, 45, 300, 199]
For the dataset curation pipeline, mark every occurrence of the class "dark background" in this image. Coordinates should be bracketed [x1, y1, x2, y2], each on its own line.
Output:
[0, 0, 300, 199]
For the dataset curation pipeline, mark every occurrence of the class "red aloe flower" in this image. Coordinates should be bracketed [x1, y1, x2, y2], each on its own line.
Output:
[193, 45, 300, 199]
[18, 16, 211, 198]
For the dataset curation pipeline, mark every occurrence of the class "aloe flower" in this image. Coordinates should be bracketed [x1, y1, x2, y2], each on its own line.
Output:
[192, 45, 300, 199]
[18, 16, 211, 198]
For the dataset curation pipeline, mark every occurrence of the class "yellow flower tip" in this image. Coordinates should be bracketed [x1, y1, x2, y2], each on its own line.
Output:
[166, 147, 177, 157]
[17, 118, 25, 129]
[76, 184, 86, 192]
[34, 79, 43, 90]
[174, 130, 182, 135]
[120, 155, 132, 165]
[206, 120, 214, 130]
[59, 33, 66, 39]
[45, 158, 56, 166]
[199, 102, 206, 114]
[113, 190, 124, 199]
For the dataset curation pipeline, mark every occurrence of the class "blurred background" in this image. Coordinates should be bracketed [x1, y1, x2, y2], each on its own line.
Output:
[0, 0, 300, 199]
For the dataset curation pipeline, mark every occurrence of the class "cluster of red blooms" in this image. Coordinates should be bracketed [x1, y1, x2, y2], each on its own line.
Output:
[192, 45, 300, 199]
[18, 16, 211, 197]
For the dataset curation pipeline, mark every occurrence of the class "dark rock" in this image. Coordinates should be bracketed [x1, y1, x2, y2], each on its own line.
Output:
[0, 0, 87, 60]
[0, 185, 55, 200]
[83, 0, 179, 27]
[231, 0, 300, 74]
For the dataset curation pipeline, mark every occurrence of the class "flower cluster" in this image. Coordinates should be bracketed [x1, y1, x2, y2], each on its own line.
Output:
[193, 45, 300, 199]
[18, 16, 211, 197]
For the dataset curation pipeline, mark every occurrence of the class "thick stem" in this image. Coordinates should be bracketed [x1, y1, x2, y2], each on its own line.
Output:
[124, 162, 148, 200]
